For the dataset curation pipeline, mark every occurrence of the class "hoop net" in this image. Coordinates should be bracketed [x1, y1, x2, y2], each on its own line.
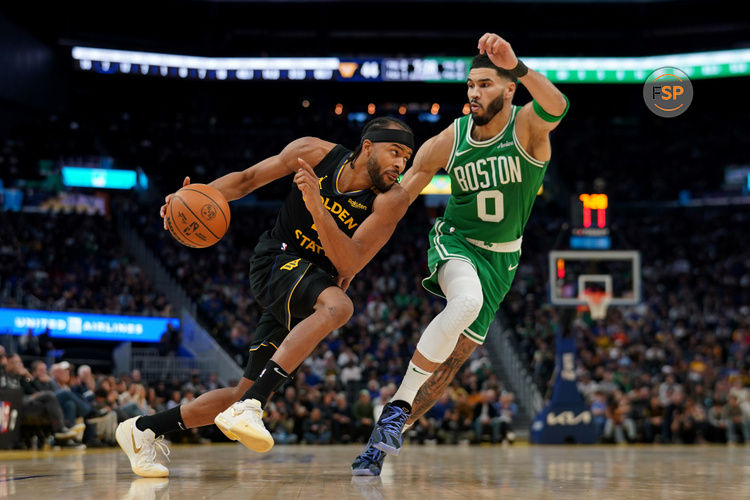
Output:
[583, 290, 612, 320]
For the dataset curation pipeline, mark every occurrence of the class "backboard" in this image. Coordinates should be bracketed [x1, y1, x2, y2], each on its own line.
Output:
[548, 250, 642, 309]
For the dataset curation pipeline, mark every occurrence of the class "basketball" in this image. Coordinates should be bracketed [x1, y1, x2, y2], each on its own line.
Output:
[166, 183, 231, 248]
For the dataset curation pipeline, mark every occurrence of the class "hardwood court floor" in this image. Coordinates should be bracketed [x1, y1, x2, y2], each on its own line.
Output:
[1, 443, 749, 499]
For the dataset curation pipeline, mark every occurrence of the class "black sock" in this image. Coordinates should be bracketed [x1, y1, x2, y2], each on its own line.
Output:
[136, 405, 186, 436]
[390, 400, 412, 414]
[242, 360, 289, 407]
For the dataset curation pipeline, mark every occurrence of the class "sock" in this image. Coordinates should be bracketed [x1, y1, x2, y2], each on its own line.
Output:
[136, 405, 186, 436]
[242, 360, 289, 407]
[390, 399, 412, 414]
[391, 361, 432, 408]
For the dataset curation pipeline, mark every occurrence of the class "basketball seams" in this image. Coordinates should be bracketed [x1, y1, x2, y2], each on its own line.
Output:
[179, 186, 230, 229]
[173, 194, 221, 241]
[170, 195, 212, 247]
[167, 214, 193, 247]
[166, 184, 230, 249]
[168, 198, 195, 246]
[169, 196, 200, 247]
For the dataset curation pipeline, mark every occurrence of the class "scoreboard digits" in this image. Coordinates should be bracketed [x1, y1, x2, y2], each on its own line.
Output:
[570, 193, 611, 249]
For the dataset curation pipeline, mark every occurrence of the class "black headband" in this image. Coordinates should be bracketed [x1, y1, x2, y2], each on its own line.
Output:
[362, 129, 414, 151]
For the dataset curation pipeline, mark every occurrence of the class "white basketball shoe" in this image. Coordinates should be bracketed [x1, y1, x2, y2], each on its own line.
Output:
[214, 399, 274, 452]
[116, 417, 170, 477]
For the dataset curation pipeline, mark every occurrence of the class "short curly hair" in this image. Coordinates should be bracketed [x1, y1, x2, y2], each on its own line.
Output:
[470, 53, 516, 82]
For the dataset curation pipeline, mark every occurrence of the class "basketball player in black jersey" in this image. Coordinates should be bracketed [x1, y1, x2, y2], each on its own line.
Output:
[115, 117, 414, 477]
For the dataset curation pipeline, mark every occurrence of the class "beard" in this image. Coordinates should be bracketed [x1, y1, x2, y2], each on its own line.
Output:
[367, 155, 393, 192]
[471, 94, 505, 126]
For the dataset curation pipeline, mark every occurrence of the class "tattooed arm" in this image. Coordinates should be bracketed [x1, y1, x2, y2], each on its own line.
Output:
[407, 335, 478, 425]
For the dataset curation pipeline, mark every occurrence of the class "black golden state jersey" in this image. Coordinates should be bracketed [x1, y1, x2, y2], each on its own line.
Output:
[268, 144, 377, 276]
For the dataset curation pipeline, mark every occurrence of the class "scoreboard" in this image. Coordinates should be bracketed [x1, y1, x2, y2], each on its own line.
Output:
[71, 47, 471, 83]
[570, 193, 611, 249]
[72, 46, 750, 84]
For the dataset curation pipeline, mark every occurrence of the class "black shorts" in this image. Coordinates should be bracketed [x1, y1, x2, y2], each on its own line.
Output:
[244, 232, 337, 380]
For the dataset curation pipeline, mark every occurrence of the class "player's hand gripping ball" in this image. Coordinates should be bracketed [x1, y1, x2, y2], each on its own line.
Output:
[165, 183, 231, 248]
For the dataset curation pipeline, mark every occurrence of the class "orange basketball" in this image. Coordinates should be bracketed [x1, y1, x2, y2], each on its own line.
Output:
[166, 183, 231, 248]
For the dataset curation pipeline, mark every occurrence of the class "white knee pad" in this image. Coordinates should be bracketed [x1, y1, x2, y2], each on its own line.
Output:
[416, 260, 483, 363]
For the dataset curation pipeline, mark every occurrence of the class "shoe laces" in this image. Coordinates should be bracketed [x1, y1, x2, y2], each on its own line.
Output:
[233, 400, 265, 426]
[154, 436, 171, 463]
[140, 435, 171, 465]
[379, 405, 409, 434]
[359, 442, 385, 465]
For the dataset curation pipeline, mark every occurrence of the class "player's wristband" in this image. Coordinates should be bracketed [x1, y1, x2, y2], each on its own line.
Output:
[511, 59, 529, 79]
[532, 94, 569, 122]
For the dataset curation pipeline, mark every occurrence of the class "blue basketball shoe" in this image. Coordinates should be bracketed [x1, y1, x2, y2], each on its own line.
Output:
[351, 440, 386, 476]
[370, 402, 410, 455]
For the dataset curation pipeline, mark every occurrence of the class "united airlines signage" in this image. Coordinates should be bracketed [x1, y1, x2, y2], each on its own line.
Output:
[0, 308, 179, 342]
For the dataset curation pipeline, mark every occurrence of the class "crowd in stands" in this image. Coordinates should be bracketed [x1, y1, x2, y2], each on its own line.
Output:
[0, 211, 171, 317]
[0, 338, 515, 449]
[504, 205, 750, 444]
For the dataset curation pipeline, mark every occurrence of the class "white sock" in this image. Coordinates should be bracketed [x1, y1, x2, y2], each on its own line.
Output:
[391, 361, 432, 407]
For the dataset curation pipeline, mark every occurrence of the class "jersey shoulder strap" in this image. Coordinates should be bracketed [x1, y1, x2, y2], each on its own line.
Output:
[315, 144, 354, 191]
[445, 116, 470, 172]
[315, 144, 353, 174]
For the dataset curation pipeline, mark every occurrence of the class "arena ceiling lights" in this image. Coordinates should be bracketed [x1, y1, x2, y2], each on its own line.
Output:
[72, 46, 750, 83]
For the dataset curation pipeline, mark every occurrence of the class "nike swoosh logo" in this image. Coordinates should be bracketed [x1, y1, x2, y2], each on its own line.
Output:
[412, 367, 429, 375]
[273, 366, 288, 378]
[455, 149, 471, 157]
[131, 428, 141, 453]
[508, 263, 519, 271]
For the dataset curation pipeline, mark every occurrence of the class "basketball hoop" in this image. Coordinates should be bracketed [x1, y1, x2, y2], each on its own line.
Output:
[583, 290, 611, 320]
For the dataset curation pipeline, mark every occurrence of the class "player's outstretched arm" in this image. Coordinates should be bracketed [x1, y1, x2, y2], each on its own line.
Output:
[210, 136, 335, 201]
[478, 32, 568, 134]
[295, 157, 410, 277]
[159, 137, 334, 230]
[399, 125, 454, 204]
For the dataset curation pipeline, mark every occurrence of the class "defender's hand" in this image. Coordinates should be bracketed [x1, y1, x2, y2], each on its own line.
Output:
[477, 33, 518, 71]
[294, 157, 323, 214]
[160, 176, 191, 230]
